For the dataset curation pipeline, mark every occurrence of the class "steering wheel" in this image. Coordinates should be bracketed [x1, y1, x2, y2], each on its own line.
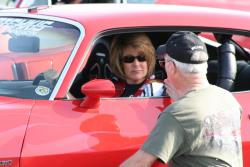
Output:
[33, 69, 59, 87]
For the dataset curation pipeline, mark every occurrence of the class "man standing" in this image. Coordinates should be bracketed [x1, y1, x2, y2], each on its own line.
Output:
[120, 31, 242, 167]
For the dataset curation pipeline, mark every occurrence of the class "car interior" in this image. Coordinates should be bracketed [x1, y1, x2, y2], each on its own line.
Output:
[69, 30, 250, 99]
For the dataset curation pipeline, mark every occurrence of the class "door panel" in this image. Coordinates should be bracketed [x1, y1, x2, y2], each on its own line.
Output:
[21, 97, 171, 167]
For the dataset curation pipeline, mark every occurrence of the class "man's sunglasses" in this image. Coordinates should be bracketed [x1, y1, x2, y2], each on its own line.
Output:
[159, 59, 174, 68]
[159, 59, 165, 68]
[121, 55, 146, 63]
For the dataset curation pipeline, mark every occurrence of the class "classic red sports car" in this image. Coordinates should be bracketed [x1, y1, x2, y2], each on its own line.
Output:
[0, 4, 249, 167]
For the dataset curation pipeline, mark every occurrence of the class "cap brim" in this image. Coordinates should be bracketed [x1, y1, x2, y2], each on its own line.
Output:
[156, 44, 167, 59]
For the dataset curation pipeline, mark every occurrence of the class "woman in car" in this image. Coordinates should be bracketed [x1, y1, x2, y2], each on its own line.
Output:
[110, 33, 165, 97]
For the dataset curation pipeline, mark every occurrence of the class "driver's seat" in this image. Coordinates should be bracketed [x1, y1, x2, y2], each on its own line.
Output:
[69, 38, 111, 98]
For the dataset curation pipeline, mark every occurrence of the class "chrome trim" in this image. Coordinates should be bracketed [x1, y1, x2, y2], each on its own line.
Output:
[11, 63, 18, 80]
[233, 90, 250, 93]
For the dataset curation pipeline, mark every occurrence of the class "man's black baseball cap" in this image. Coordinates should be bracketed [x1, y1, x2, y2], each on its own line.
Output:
[156, 31, 209, 64]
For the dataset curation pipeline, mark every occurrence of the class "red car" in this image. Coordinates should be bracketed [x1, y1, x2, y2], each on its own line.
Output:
[0, 4, 250, 167]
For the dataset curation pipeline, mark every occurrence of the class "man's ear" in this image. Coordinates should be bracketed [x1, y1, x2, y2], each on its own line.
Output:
[168, 61, 176, 75]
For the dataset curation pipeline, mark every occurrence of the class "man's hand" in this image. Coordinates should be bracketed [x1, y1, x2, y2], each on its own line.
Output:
[119, 150, 157, 167]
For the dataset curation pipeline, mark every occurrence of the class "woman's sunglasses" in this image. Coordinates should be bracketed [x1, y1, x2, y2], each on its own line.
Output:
[121, 55, 146, 63]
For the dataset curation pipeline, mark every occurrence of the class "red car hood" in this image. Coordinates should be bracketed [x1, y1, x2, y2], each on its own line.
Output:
[0, 96, 34, 167]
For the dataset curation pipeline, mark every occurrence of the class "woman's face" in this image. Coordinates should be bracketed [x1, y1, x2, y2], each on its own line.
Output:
[121, 46, 148, 84]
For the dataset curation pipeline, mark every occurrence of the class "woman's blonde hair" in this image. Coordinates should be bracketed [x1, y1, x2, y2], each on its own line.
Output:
[110, 33, 156, 81]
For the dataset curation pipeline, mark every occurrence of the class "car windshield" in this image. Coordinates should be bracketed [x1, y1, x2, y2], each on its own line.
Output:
[0, 17, 80, 99]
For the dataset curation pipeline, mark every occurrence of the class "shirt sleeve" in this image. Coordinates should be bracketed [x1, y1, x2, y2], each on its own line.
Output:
[141, 111, 185, 163]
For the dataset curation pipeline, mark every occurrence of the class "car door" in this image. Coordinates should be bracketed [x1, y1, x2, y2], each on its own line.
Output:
[20, 95, 171, 167]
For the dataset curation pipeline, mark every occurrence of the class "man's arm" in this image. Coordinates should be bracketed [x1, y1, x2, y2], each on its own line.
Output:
[119, 150, 157, 167]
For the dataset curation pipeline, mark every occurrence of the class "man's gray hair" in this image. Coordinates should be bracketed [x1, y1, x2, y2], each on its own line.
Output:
[168, 55, 208, 74]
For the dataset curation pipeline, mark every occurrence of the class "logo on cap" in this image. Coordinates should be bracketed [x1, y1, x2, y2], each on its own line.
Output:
[191, 45, 204, 51]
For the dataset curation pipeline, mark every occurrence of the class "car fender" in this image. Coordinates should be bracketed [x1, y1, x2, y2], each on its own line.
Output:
[0, 97, 35, 167]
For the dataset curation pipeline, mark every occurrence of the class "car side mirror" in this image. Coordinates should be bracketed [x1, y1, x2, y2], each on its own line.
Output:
[80, 79, 115, 108]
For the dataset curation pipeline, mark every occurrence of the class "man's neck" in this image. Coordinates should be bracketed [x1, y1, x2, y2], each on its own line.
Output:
[175, 73, 210, 100]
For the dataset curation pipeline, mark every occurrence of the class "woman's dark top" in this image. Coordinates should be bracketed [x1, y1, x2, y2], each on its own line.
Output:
[121, 82, 144, 97]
